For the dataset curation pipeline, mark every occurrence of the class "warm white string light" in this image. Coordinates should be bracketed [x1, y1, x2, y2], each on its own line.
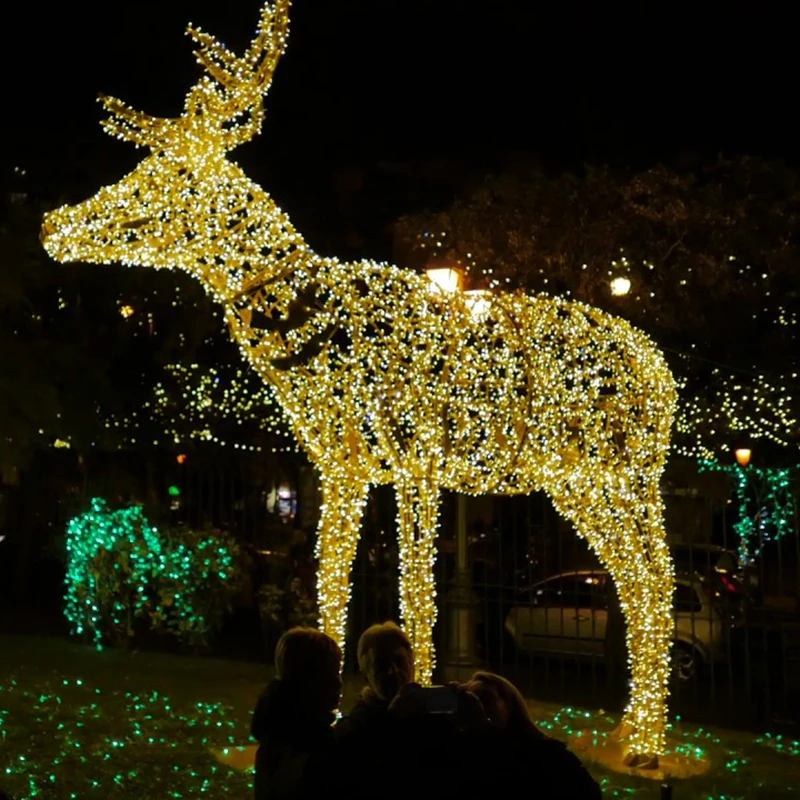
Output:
[41, 0, 678, 759]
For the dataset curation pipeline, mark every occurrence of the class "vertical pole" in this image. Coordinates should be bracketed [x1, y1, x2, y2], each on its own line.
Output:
[457, 493, 468, 574]
[444, 492, 479, 680]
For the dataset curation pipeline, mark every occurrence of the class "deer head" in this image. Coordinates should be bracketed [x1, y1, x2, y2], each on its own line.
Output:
[41, 1, 300, 296]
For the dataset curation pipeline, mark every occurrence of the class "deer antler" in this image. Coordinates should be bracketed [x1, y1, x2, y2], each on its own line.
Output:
[186, 0, 292, 148]
[96, 2, 292, 151]
[98, 94, 177, 149]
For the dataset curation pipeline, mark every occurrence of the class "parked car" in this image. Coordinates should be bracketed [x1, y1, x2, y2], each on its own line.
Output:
[670, 542, 760, 620]
[504, 569, 733, 681]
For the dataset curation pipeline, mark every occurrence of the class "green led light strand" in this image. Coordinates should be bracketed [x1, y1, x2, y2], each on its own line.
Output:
[64, 499, 241, 650]
[65, 498, 163, 648]
[0, 678, 251, 799]
[154, 528, 240, 650]
[2, 675, 798, 798]
[698, 461, 798, 566]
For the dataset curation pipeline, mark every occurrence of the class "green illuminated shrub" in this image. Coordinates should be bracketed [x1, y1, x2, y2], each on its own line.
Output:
[64, 499, 242, 652]
[153, 525, 243, 651]
[64, 498, 162, 648]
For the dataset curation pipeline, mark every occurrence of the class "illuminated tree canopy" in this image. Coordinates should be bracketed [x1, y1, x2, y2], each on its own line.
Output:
[41, 0, 678, 760]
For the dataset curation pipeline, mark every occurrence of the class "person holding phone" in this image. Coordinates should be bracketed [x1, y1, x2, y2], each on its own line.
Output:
[334, 621, 415, 741]
[304, 622, 417, 799]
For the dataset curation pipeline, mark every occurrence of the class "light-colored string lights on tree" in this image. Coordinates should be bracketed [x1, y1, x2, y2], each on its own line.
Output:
[673, 365, 799, 461]
[106, 363, 296, 453]
[41, 0, 678, 760]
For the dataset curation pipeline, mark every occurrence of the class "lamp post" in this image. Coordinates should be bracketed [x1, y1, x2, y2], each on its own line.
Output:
[424, 259, 480, 678]
[426, 264, 464, 294]
[610, 276, 631, 296]
[735, 447, 752, 468]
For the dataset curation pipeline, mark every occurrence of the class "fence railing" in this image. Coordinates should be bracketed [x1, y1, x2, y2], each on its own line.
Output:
[345, 490, 799, 736]
[1, 452, 797, 736]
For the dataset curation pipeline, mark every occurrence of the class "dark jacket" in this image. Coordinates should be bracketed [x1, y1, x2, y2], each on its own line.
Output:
[250, 679, 335, 800]
[473, 725, 602, 800]
[322, 689, 399, 799]
[333, 687, 392, 742]
[325, 687, 480, 800]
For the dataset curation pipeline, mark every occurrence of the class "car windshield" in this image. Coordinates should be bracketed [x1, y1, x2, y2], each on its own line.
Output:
[526, 573, 608, 609]
[671, 546, 735, 577]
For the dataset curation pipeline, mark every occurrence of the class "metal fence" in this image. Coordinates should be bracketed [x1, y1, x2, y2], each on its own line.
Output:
[461, 492, 796, 733]
[1, 451, 798, 736]
[343, 486, 800, 736]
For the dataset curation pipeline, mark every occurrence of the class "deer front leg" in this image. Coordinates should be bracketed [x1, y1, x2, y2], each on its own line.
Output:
[395, 478, 440, 686]
[315, 471, 369, 658]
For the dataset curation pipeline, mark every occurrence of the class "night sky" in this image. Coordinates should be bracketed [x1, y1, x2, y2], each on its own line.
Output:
[7, 0, 797, 259]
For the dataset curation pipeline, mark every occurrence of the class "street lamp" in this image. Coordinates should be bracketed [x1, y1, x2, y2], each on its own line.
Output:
[610, 276, 631, 297]
[464, 289, 492, 320]
[425, 260, 492, 321]
[735, 447, 752, 467]
[426, 264, 464, 294]
[425, 257, 481, 677]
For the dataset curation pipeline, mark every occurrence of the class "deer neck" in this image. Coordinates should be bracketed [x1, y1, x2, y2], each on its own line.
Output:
[189, 194, 334, 376]
[192, 196, 315, 305]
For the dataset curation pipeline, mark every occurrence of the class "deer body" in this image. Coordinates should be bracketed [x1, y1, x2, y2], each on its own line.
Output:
[41, 1, 677, 760]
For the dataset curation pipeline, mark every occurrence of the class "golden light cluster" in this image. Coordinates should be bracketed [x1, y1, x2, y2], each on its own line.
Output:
[40, 0, 678, 757]
[674, 367, 799, 459]
[106, 363, 296, 453]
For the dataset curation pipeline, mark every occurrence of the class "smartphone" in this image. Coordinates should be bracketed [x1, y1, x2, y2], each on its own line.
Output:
[403, 685, 459, 715]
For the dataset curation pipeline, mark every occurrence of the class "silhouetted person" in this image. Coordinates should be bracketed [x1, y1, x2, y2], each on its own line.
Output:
[334, 621, 415, 740]
[463, 671, 602, 800]
[301, 622, 417, 799]
[251, 627, 342, 800]
[387, 680, 491, 799]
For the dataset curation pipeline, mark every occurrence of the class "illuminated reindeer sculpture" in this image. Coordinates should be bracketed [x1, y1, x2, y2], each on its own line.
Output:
[42, 0, 677, 760]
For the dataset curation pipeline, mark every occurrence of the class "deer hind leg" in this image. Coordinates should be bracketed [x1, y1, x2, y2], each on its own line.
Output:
[549, 475, 674, 761]
[395, 478, 440, 685]
[314, 471, 370, 660]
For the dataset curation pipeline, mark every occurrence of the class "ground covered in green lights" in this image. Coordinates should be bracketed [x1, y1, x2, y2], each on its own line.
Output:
[1, 635, 798, 799]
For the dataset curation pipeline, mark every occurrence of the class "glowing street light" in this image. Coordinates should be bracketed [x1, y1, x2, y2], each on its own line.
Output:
[426, 265, 464, 294]
[426, 259, 490, 319]
[610, 276, 631, 296]
[735, 447, 752, 467]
